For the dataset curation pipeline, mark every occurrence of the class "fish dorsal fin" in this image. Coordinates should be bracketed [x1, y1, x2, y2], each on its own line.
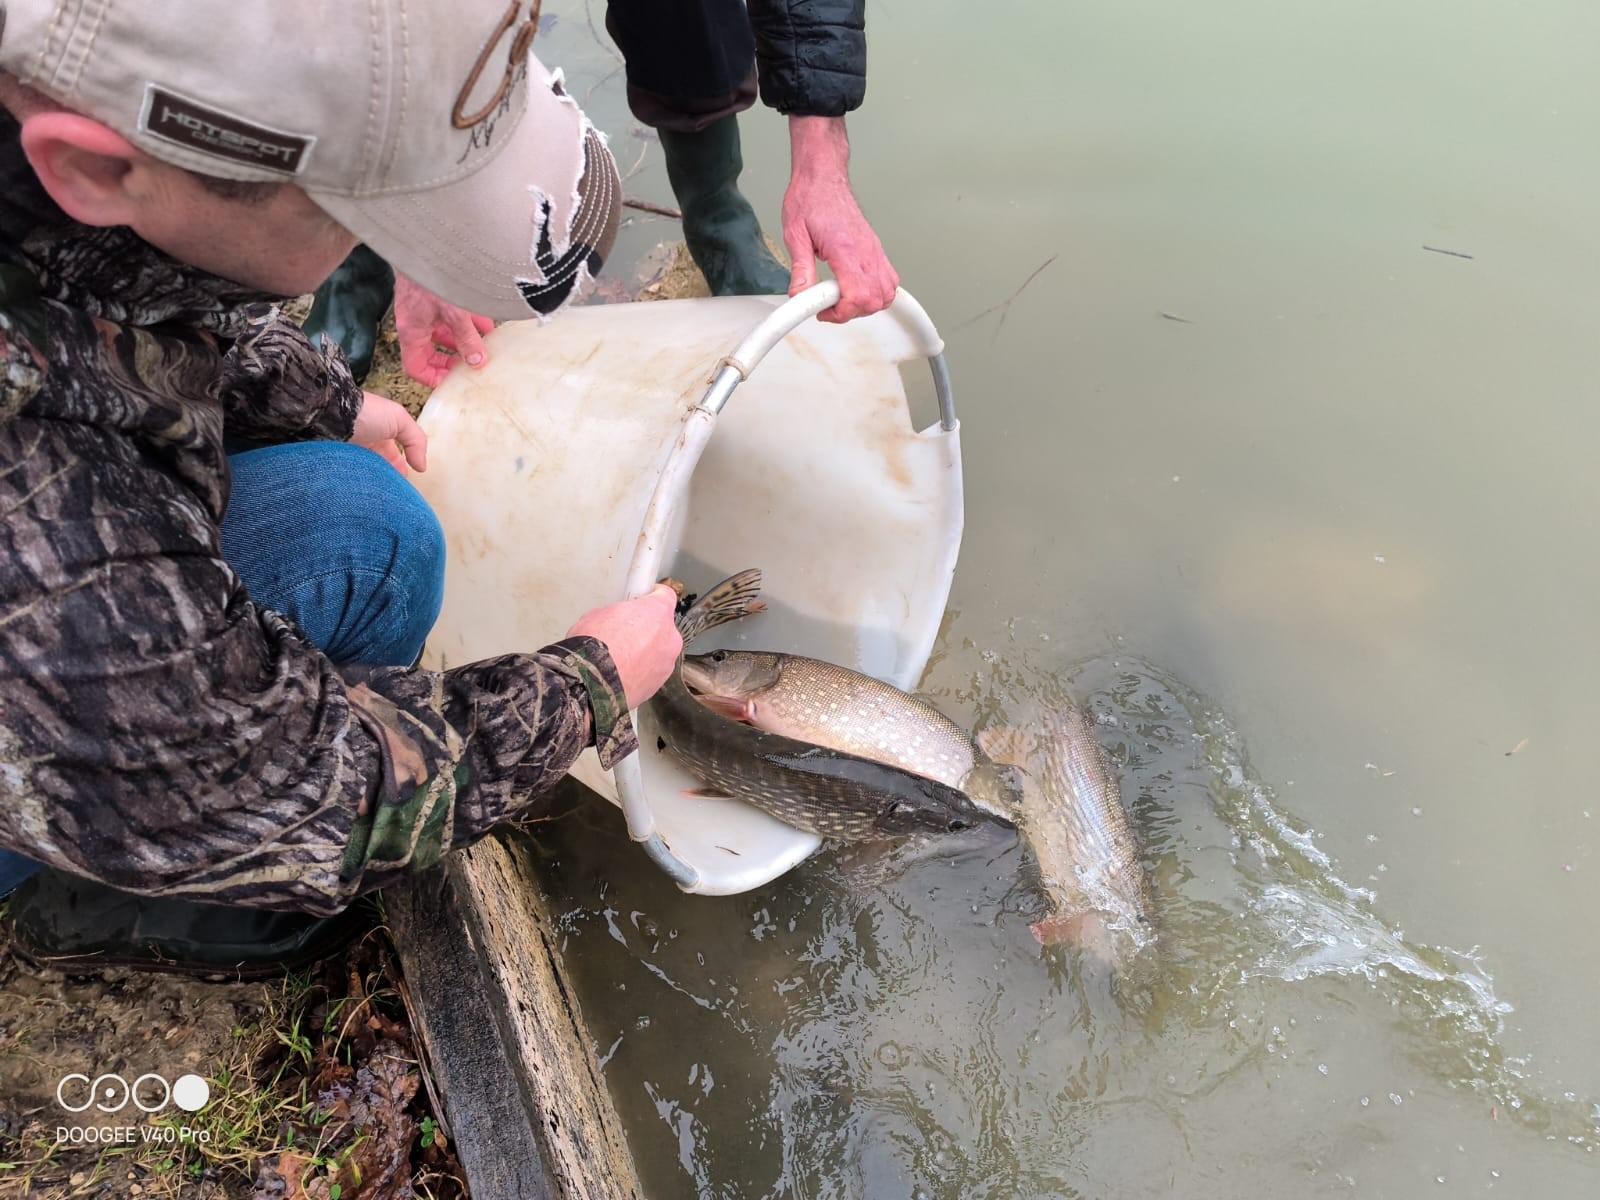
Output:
[674, 569, 765, 643]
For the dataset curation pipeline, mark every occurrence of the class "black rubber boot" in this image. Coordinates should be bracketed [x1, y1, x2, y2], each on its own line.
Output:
[659, 117, 791, 297]
[4, 870, 372, 980]
[302, 243, 395, 383]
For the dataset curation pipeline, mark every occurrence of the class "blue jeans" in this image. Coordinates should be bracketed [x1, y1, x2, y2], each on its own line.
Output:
[0, 441, 446, 897]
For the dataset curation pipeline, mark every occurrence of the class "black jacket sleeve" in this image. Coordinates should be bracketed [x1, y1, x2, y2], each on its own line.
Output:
[749, 0, 867, 117]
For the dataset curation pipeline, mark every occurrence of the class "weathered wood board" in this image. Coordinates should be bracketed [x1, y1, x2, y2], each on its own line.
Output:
[388, 829, 641, 1200]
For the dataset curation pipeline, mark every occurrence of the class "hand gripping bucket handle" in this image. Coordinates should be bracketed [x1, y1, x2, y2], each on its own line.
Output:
[613, 282, 958, 889]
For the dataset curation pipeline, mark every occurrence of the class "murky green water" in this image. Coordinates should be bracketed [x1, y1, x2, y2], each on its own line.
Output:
[532, 2, 1599, 1194]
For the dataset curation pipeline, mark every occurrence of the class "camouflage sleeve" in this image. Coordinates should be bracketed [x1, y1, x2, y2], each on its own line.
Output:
[0, 451, 638, 913]
[334, 637, 639, 895]
[214, 304, 363, 444]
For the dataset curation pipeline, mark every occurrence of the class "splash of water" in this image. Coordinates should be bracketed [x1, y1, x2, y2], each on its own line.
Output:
[976, 646, 1600, 1154]
[1176, 674, 1600, 1153]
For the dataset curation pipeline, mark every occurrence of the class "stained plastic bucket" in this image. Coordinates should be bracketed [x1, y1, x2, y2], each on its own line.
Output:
[414, 283, 962, 894]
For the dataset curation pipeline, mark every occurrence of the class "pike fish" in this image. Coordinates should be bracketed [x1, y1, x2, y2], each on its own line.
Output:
[649, 571, 1005, 841]
[686, 645, 1152, 954]
[680, 649, 1021, 815]
[978, 702, 1155, 955]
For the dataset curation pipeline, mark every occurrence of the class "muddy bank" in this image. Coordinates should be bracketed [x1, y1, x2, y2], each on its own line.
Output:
[0, 923, 466, 1200]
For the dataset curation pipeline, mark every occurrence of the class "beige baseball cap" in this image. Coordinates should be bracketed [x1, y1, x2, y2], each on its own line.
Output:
[0, 0, 619, 319]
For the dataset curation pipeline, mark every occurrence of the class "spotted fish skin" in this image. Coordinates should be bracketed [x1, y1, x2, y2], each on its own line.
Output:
[680, 649, 1019, 815]
[982, 702, 1155, 956]
[647, 572, 1004, 840]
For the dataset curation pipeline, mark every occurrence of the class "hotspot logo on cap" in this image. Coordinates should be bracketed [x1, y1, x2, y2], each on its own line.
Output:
[139, 86, 315, 175]
[0, 0, 619, 321]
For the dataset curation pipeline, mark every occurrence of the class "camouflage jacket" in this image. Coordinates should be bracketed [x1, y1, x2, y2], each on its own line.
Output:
[0, 114, 636, 915]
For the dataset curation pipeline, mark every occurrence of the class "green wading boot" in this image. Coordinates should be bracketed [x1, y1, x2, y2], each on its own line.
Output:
[659, 117, 792, 297]
[4, 870, 373, 980]
[301, 243, 395, 383]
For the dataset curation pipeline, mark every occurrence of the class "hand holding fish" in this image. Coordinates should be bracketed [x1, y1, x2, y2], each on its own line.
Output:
[566, 584, 683, 707]
[650, 572, 1006, 841]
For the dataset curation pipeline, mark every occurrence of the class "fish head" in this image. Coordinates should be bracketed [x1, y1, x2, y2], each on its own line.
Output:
[873, 779, 1016, 838]
[681, 649, 785, 699]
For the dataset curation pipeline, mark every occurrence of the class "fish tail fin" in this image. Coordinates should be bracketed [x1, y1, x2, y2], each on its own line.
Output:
[675, 569, 765, 643]
[1032, 912, 1104, 948]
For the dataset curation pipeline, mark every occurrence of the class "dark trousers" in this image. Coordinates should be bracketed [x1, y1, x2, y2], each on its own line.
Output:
[606, 0, 759, 132]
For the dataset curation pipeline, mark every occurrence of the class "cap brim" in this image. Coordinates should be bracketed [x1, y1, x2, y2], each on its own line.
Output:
[307, 63, 619, 323]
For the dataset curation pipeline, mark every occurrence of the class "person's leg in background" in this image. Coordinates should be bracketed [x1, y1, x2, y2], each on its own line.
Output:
[5, 443, 445, 973]
[301, 242, 396, 384]
[607, 0, 791, 296]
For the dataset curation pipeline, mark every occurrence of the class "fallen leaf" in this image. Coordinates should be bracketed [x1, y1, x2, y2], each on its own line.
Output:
[336, 1040, 420, 1199]
[252, 1149, 318, 1200]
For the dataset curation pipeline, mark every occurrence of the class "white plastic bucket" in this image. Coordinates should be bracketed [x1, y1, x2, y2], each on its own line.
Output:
[414, 284, 962, 894]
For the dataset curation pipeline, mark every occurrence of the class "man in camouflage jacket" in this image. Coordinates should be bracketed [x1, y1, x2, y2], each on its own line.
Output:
[0, 2, 683, 964]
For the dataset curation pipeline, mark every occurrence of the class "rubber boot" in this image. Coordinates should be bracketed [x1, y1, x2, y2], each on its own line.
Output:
[659, 117, 791, 297]
[302, 243, 395, 383]
[4, 869, 372, 980]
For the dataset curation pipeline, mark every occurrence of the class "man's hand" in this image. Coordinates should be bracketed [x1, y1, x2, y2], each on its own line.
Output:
[393, 272, 495, 387]
[782, 115, 899, 324]
[353, 391, 428, 473]
[566, 584, 684, 707]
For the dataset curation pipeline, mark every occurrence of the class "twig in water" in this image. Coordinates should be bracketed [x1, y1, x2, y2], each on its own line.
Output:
[1422, 245, 1474, 260]
[624, 197, 683, 220]
[620, 135, 649, 183]
[582, 62, 624, 108]
[954, 253, 1060, 346]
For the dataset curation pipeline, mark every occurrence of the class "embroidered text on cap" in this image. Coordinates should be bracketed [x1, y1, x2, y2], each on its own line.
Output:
[139, 85, 315, 174]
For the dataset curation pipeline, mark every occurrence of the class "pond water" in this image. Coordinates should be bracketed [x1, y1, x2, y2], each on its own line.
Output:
[530, 2, 1600, 1195]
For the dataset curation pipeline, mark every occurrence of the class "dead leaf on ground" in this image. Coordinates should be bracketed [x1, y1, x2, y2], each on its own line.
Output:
[251, 1149, 319, 1200]
[334, 1040, 421, 1199]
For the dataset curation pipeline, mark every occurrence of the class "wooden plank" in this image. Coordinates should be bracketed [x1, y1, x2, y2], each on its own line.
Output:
[387, 829, 642, 1200]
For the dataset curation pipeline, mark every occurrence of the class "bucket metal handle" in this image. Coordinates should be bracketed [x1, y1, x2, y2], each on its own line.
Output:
[616, 282, 958, 889]
[700, 282, 956, 430]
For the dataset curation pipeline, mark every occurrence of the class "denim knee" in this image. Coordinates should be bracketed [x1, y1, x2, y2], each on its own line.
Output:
[373, 476, 446, 665]
[0, 847, 42, 898]
[223, 442, 445, 667]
